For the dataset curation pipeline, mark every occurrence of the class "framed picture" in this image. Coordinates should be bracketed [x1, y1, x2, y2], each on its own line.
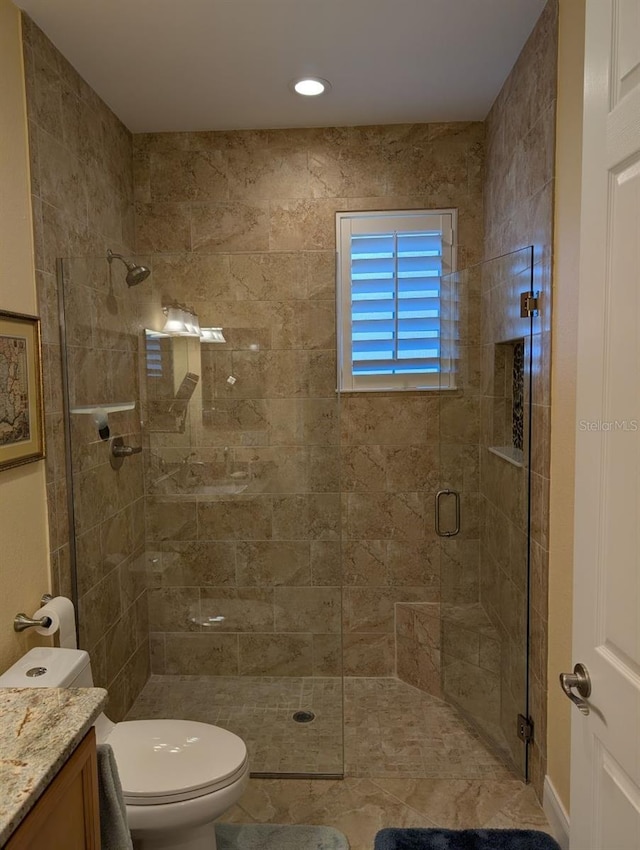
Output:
[0, 310, 45, 471]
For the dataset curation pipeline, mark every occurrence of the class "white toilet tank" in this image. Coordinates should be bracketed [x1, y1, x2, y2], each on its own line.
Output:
[0, 647, 115, 742]
[0, 647, 94, 688]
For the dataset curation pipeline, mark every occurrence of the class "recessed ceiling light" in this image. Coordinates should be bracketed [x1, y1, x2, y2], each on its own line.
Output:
[292, 77, 331, 97]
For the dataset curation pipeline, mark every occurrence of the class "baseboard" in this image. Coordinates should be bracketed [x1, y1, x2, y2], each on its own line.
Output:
[543, 775, 570, 850]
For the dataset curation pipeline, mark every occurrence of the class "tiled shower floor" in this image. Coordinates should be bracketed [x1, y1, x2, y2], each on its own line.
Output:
[126, 675, 513, 779]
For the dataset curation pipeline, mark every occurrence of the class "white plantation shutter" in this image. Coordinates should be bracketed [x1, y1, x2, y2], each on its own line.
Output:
[337, 210, 456, 391]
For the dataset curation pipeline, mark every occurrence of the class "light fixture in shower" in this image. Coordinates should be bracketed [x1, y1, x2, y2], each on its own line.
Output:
[200, 328, 226, 344]
[292, 76, 331, 96]
[106, 249, 151, 286]
[161, 306, 200, 337]
[161, 307, 189, 335]
[161, 306, 226, 343]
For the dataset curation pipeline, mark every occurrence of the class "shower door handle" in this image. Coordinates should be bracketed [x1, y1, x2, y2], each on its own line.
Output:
[435, 489, 460, 537]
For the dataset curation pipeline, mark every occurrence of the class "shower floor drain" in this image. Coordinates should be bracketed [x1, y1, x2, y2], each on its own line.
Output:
[292, 710, 315, 723]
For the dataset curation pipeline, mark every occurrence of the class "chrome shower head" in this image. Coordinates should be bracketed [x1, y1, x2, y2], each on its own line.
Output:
[107, 249, 151, 287]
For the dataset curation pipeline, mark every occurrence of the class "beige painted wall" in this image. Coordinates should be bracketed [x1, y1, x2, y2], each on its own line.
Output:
[547, 0, 586, 814]
[0, 0, 51, 673]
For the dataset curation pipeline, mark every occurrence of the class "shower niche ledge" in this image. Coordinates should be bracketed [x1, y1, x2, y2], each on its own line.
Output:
[487, 445, 524, 467]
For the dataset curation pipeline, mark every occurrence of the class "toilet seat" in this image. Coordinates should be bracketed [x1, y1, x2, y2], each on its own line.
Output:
[106, 719, 249, 805]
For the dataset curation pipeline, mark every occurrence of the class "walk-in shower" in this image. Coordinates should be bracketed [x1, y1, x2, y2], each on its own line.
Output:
[58, 245, 536, 781]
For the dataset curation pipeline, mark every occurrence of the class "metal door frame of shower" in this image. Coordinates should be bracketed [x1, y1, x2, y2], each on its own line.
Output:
[57, 257, 81, 647]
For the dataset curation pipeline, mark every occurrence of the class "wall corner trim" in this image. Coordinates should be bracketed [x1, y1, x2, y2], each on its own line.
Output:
[543, 775, 570, 850]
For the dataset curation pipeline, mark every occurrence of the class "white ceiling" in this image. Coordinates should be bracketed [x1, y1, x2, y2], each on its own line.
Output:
[15, 0, 547, 134]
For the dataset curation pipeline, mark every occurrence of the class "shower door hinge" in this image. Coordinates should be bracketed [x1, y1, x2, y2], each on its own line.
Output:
[517, 714, 534, 743]
[520, 291, 540, 318]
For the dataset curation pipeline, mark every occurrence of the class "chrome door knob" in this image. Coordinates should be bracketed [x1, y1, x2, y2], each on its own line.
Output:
[559, 663, 591, 715]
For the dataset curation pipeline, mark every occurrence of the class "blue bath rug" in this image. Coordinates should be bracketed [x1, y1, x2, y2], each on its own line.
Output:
[374, 828, 560, 850]
[216, 823, 350, 849]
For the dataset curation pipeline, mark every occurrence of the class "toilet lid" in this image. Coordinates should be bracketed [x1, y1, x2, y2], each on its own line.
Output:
[107, 720, 248, 805]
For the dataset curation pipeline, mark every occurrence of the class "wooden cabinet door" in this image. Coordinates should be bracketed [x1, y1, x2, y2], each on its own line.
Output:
[7, 728, 100, 850]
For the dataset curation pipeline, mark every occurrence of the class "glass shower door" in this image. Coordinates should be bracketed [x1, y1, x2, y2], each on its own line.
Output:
[438, 247, 534, 778]
[59, 251, 344, 778]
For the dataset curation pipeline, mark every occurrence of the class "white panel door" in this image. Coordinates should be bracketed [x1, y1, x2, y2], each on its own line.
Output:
[570, 0, 640, 847]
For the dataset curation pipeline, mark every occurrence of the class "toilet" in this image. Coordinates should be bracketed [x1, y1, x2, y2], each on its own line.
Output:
[0, 647, 249, 850]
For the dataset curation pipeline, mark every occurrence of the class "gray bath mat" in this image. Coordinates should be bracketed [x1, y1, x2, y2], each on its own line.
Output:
[216, 823, 350, 850]
[374, 828, 560, 850]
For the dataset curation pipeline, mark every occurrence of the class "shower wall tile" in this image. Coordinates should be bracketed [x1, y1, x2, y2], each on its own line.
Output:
[236, 541, 311, 586]
[197, 497, 273, 540]
[147, 587, 200, 633]
[345, 492, 425, 541]
[150, 149, 228, 202]
[153, 541, 236, 587]
[227, 148, 310, 200]
[164, 633, 239, 676]
[119, 551, 148, 612]
[78, 566, 122, 652]
[269, 198, 341, 251]
[152, 252, 233, 301]
[310, 541, 342, 586]
[274, 587, 342, 634]
[312, 634, 342, 676]
[23, 11, 150, 715]
[145, 497, 197, 542]
[149, 633, 165, 674]
[272, 493, 341, 541]
[396, 602, 442, 697]
[343, 633, 395, 677]
[238, 634, 313, 677]
[191, 201, 269, 253]
[200, 587, 275, 632]
[483, 0, 557, 798]
[309, 145, 388, 198]
[344, 587, 428, 634]
[132, 118, 485, 681]
[134, 201, 191, 252]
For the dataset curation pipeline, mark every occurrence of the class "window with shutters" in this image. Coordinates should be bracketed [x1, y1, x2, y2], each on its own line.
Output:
[336, 209, 457, 392]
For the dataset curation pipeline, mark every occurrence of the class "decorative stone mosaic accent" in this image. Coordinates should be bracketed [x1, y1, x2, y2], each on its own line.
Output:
[512, 341, 524, 452]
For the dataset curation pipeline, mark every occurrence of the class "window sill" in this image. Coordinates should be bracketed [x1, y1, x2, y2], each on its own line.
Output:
[337, 385, 458, 394]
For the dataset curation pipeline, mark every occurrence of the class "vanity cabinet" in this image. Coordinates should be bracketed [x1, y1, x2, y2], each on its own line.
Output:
[6, 728, 100, 850]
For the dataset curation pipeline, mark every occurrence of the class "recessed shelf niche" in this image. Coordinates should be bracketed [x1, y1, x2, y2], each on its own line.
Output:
[489, 339, 524, 467]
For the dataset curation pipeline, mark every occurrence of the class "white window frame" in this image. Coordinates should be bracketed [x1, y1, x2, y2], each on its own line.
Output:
[336, 208, 457, 393]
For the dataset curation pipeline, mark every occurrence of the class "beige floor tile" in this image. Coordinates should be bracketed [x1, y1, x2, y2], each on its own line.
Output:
[127, 672, 553, 848]
[226, 776, 552, 850]
[370, 777, 525, 829]
[484, 785, 552, 831]
[233, 778, 435, 850]
[128, 674, 513, 779]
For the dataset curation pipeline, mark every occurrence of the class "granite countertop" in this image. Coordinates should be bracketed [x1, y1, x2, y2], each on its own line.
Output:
[0, 687, 107, 845]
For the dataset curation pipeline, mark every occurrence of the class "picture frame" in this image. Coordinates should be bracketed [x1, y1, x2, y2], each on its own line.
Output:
[0, 310, 45, 471]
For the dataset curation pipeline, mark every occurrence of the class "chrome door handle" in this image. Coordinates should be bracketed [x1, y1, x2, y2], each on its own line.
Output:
[435, 489, 460, 537]
[559, 663, 591, 716]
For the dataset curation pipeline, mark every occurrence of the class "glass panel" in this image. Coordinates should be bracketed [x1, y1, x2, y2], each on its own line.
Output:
[59, 251, 344, 778]
[439, 246, 534, 779]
